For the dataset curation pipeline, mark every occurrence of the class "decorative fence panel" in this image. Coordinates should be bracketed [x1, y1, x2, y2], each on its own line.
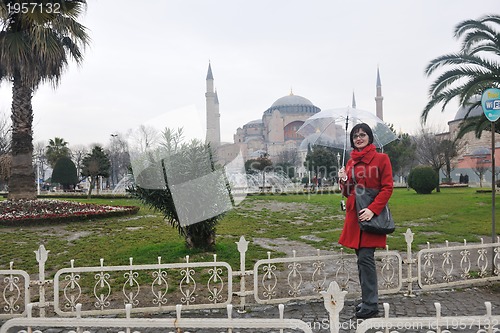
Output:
[0, 263, 30, 319]
[252, 248, 402, 304]
[53, 255, 233, 316]
[417, 238, 500, 290]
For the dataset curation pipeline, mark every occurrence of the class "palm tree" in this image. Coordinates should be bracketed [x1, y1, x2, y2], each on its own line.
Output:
[421, 15, 500, 134]
[0, 1, 89, 200]
[46, 137, 71, 168]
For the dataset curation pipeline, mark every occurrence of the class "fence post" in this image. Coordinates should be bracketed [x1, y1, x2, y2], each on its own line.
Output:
[34, 245, 50, 317]
[320, 281, 347, 333]
[403, 228, 416, 297]
[236, 236, 249, 312]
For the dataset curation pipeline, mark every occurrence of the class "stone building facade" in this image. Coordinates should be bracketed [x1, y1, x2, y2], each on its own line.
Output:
[206, 64, 385, 173]
[438, 100, 500, 185]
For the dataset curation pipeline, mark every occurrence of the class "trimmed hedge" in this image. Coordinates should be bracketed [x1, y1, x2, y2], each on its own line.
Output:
[408, 166, 438, 194]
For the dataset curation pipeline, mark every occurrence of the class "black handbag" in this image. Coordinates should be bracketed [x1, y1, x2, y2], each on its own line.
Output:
[352, 168, 395, 235]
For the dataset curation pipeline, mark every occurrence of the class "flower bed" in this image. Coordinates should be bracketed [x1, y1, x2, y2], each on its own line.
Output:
[0, 199, 140, 225]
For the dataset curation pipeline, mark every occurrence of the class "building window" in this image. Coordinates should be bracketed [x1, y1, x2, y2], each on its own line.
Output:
[284, 121, 305, 140]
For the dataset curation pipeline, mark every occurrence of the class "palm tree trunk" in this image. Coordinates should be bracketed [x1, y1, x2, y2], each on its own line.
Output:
[8, 78, 36, 200]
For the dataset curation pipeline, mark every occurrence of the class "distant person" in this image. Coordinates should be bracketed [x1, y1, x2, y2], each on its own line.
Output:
[464, 174, 469, 184]
[337, 123, 394, 319]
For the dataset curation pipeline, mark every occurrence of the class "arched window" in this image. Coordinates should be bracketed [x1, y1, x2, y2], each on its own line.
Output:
[284, 121, 305, 140]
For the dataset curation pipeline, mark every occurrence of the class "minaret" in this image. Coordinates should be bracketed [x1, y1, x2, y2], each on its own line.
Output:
[375, 67, 384, 120]
[205, 62, 221, 147]
[352, 91, 357, 109]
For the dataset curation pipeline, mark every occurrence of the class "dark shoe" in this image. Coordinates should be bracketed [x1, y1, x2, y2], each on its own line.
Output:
[355, 303, 362, 312]
[355, 308, 379, 319]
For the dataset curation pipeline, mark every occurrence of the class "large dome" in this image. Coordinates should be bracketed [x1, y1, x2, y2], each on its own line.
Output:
[453, 97, 483, 121]
[469, 147, 491, 156]
[264, 93, 320, 115]
[271, 94, 314, 107]
[242, 119, 263, 128]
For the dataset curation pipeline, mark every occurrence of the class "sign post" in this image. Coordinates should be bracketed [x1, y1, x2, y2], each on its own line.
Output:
[481, 88, 500, 260]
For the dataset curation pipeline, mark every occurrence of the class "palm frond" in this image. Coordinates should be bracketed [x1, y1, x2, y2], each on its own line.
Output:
[425, 53, 497, 75]
[461, 31, 500, 56]
[0, 0, 89, 88]
[423, 15, 500, 127]
[456, 115, 498, 139]
[457, 21, 499, 49]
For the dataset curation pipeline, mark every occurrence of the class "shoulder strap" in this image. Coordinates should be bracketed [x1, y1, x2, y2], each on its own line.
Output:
[351, 167, 357, 184]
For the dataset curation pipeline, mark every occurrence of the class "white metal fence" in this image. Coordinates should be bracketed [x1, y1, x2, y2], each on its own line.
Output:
[319, 281, 499, 333]
[0, 303, 313, 333]
[0, 229, 498, 320]
[53, 255, 233, 316]
[356, 302, 500, 333]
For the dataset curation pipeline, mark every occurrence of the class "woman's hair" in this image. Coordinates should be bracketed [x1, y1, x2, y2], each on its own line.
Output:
[350, 123, 374, 148]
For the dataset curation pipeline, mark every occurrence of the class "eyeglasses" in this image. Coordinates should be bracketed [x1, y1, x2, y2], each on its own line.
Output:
[353, 133, 367, 140]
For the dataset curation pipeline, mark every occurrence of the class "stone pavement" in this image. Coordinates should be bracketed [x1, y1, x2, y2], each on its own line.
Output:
[174, 284, 500, 332]
[0, 285, 498, 333]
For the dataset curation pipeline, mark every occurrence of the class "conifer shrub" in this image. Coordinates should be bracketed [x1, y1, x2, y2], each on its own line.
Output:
[408, 166, 438, 194]
[51, 156, 78, 191]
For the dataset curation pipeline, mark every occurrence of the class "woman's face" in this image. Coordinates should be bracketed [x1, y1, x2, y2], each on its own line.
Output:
[353, 129, 369, 150]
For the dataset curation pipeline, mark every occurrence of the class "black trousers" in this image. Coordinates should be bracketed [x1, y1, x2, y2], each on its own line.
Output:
[355, 247, 378, 310]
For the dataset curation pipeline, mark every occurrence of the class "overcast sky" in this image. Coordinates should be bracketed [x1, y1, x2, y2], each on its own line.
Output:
[0, 0, 498, 148]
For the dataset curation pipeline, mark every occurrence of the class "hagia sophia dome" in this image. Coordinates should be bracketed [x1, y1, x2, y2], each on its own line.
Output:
[234, 92, 322, 159]
[264, 94, 321, 115]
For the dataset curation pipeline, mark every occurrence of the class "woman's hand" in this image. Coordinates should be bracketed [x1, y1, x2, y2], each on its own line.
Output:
[358, 208, 374, 221]
[338, 167, 347, 182]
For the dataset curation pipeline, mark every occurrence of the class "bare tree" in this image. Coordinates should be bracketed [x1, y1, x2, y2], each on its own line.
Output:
[33, 141, 48, 185]
[107, 133, 131, 188]
[414, 127, 463, 192]
[0, 112, 11, 190]
[275, 149, 301, 179]
[70, 144, 89, 180]
[0, 154, 11, 190]
[0, 112, 11, 155]
[441, 138, 463, 182]
[128, 125, 160, 153]
[471, 156, 490, 188]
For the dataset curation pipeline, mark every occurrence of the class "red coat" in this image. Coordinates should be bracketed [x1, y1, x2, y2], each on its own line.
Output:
[338, 145, 393, 250]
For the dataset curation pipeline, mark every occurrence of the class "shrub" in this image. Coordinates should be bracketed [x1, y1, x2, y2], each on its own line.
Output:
[51, 156, 78, 191]
[127, 128, 230, 250]
[408, 166, 438, 194]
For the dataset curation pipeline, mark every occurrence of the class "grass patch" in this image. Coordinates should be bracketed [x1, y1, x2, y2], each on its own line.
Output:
[0, 187, 497, 274]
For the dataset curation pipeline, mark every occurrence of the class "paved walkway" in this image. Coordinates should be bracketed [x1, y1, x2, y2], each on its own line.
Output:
[0, 285, 498, 332]
[175, 285, 500, 332]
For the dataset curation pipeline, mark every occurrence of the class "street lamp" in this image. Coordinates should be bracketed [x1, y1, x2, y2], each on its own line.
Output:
[37, 157, 40, 196]
[110, 134, 118, 188]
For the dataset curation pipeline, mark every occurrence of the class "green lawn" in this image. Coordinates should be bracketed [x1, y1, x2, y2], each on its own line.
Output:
[0, 187, 497, 274]
[220, 187, 498, 252]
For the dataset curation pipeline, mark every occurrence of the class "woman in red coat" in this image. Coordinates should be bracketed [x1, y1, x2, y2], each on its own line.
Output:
[337, 123, 393, 319]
